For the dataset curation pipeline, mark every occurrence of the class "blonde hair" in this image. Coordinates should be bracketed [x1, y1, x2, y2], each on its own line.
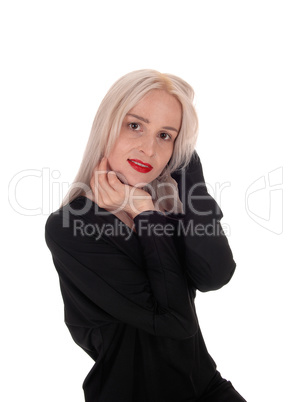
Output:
[60, 69, 198, 209]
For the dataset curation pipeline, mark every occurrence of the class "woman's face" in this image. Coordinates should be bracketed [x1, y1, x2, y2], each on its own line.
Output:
[107, 89, 182, 188]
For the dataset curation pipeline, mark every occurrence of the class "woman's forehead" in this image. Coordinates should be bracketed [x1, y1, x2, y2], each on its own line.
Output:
[128, 90, 182, 122]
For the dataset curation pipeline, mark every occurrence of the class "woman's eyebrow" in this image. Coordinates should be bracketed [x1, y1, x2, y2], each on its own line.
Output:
[162, 126, 178, 133]
[126, 113, 178, 133]
[127, 113, 149, 123]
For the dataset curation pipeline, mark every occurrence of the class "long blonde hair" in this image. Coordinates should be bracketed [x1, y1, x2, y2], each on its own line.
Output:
[60, 69, 199, 209]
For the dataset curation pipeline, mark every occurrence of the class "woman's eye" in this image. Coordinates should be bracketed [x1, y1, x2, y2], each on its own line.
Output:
[160, 132, 171, 141]
[129, 122, 141, 130]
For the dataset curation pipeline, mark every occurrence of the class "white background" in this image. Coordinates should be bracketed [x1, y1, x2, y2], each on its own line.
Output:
[1, 1, 289, 401]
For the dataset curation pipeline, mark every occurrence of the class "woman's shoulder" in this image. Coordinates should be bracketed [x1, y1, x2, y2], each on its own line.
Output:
[45, 195, 90, 228]
[45, 195, 109, 250]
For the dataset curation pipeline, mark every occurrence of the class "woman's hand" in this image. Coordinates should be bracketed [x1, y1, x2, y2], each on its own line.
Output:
[90, 157, 156, 219]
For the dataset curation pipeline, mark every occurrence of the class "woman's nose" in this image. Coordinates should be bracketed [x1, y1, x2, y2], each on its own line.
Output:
[139, 135, 156, 157]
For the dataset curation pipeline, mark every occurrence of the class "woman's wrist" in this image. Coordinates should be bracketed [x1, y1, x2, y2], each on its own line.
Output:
[128, 203, 157, 219]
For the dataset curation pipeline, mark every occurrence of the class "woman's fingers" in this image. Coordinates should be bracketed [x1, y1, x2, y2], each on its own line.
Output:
[96, 157, 109, 187]
[91, 158, 109, 193]
[98, 158, 119, 194]
[107, 171, 125, 191]
[89, 157, 154, 215]
[107, 172, 130, 210]
[91, 158, 125, 211]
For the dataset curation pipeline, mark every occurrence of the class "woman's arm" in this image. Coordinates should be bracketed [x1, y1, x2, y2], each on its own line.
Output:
[170, 151, 236, 292]
[45, 207, 198, 340]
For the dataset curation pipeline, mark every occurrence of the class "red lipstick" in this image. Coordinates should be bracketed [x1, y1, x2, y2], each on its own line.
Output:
[127, 159, 153, 173]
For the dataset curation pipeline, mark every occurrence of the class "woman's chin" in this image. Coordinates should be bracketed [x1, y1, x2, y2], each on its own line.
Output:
[126, 179, 149, 188]
[115, 170, 153, 188]
[130, 175, 161, 188]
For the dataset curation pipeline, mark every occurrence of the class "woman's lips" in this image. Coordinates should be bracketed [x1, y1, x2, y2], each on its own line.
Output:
[127, 159, 153, 173]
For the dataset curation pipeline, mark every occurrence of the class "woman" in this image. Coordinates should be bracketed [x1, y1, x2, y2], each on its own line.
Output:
[45, 69, 246, 401]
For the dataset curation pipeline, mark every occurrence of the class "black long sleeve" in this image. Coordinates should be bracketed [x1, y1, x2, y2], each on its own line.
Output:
[45, 202, 198, 340]
[170, 151, 236, 292]
[44, 180, 237, 401]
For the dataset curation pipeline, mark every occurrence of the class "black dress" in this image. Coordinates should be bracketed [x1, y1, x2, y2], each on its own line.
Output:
[45, 152, 246, 401]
